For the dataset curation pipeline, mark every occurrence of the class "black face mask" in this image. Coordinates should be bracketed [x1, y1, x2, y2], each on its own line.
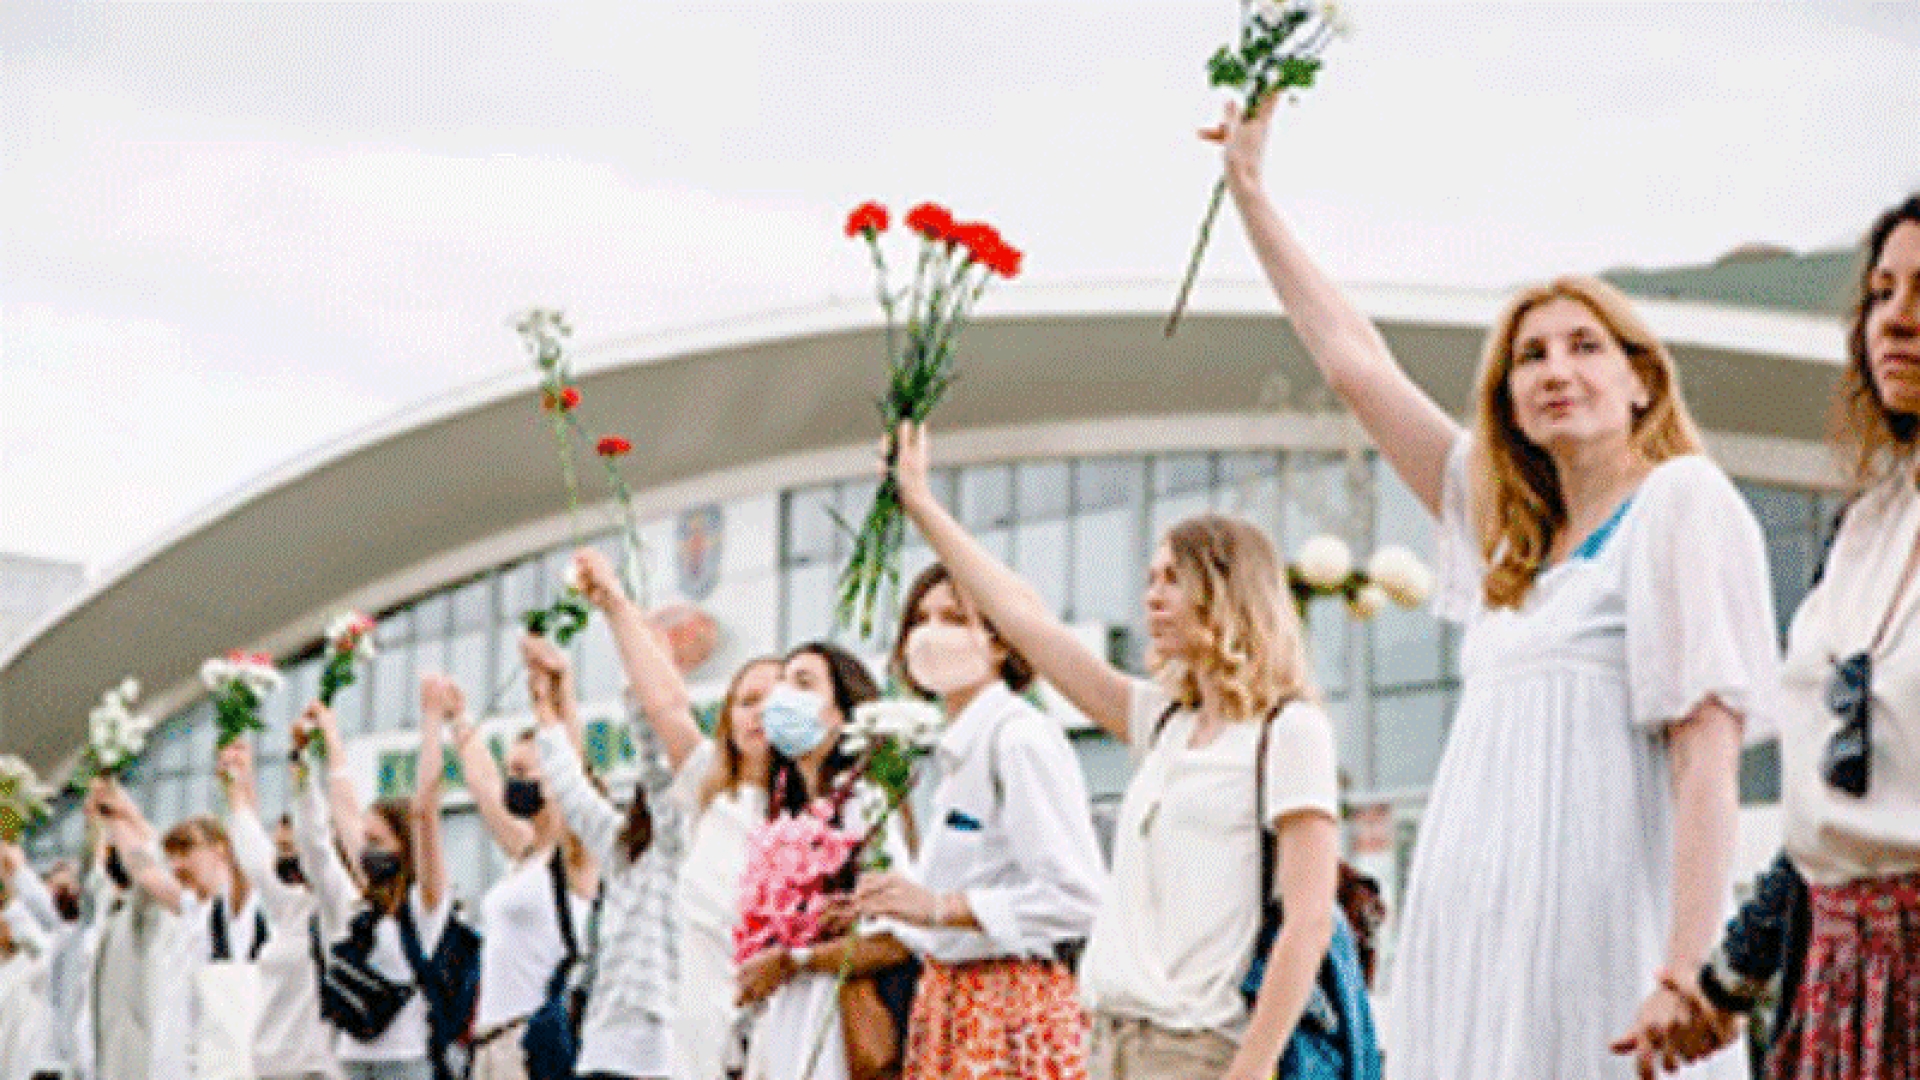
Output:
[275, 855, 306, 887]
[504, 778, 546, 819]
[52, 888, 82, 923]
[360, 850, 403, 886]
[104, 848, 132, 890]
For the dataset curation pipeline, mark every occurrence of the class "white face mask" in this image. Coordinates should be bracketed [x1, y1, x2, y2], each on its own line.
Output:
[905, 623, 998, 696]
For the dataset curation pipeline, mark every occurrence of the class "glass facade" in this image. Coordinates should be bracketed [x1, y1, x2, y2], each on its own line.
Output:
[26, 446, 1835, 912]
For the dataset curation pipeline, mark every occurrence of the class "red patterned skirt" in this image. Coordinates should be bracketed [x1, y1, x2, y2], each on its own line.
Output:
[1768, 870, 1920, 1080]
[902, 956, 1089, 1080]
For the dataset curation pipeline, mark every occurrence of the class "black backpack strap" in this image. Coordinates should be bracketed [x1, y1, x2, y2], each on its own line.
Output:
[1255, 704, 1278, 904]
[1149, 701, 1181, 748]
[249, 906, 270, 962]
[395, 895, 434, 993]
[547, 848, 579, 964]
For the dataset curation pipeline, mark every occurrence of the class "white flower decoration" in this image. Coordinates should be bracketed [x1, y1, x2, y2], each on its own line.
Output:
[1348, 582, 1388, 620]
[1366, 545, 1434, 607]
[1294, 534, 1353, 590]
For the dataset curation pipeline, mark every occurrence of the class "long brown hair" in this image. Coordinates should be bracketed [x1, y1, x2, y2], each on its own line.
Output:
[1470, 276, 1704, 608]
[364, 798, 416, 915]
[1152, 514, 1316, 721]
[1833, 194, 1920, 487]
[697, 656, 785, 811]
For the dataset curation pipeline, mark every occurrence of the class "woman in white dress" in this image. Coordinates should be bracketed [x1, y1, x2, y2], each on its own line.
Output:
[570, 546, 784, 1080]
[1212, 97, 1781, 1078]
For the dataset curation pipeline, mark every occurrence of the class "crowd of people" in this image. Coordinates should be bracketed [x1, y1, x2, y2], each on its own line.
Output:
[2, 101, 1918, 1080]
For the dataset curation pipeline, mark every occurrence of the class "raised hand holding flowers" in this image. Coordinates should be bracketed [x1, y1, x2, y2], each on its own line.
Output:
[1167, 0, 1348, 336]
[836, 199, 1022, 637]
[79, 677, 155, 781]
[0, 755, 51, 843]
[201, 650, 283, 747]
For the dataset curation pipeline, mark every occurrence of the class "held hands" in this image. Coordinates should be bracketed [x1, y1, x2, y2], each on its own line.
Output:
[1610, 970, 1741, 1078]
[571, 548, 629, 613]
[419, 673, 466, 727]
[292, 701, 340, 758]
[852, 871, 939, 927]
[519, 632, 574, 727]
[736, 947, 797, 1007]
[1199, 96, 1279, 190]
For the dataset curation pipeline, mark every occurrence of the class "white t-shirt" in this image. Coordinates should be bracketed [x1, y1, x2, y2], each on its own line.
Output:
[474, 853, 593, 1032]
[338, 887, 452, 1063]
[1077, 678, 1338, 1034]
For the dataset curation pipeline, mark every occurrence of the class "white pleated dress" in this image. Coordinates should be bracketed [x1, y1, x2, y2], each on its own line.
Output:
[1384, 444, 1779, 1080]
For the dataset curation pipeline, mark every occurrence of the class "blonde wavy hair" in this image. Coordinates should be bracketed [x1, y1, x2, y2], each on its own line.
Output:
[1150, 514, 1317, 721]
[1470, 276, 1704, 609]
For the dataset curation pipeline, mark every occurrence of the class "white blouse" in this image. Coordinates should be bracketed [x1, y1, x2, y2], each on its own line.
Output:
[886, 681, 1104, 965]
[1077, 678, 1339, 1034]
[1782, 466, 1920, 885]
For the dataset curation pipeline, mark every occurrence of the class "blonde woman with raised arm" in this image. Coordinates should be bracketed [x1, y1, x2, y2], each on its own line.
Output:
[894, 422, 1347, 1080]
[1214, 97, 1781, 1078]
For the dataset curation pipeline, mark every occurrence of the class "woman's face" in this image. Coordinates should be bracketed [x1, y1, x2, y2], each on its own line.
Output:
[1505, 296, 1650, 456]
[780, 650, 845, 742]
[1867, 220, 1920, 416]
[908, 580, 1004, 691]
[168, 840, 229, 901]
[727, 661, 781, 758]
[1144, 543, 1205, 660]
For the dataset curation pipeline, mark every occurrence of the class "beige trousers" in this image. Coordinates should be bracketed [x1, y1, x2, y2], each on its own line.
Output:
[469, 1018, 531, 1080]
[1088, 1012, 1238, 1080]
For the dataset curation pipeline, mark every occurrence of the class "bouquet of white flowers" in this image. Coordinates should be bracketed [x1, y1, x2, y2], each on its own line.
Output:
[81, 677, 155, 780]
[0, 754, 50, 842]
[1289, 535, 1435, 619]
[201, 650, 283, 747]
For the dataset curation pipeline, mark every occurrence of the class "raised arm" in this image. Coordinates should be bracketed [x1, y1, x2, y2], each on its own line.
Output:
[289, 729, 361, 937]
[1212, 99, 1460, 513]
[573, 547, 704, 769]
[218, 742, 299, 918]
[97, 779, 185, 915]
[894, 423, 1134, 740]
[525, 635, 623, 864]
[412, 679, 451, 910]
[301, 702, 368, 870]
[434, 671, 536, 860]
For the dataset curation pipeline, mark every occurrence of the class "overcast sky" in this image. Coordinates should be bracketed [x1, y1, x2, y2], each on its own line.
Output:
[4, 1, 1918, 574]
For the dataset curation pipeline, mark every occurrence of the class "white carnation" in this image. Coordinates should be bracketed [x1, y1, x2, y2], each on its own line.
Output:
[563, 561, 586, 595]
[1348, 583, 1388, 620]
[119, 677, 140, 703]
[852, 700, 943, 748]
[1366, 545, 1434, 607]
[1294, 534, 1353, 590]
[200, 658, 232, 690]
[1320, 0, 1354, 37]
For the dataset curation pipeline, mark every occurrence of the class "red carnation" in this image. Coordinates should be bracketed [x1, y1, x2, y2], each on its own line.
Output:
[904, 202, 955, 241]
[983, 240, 1023, 279]
[542, 386, 582, 412]
[596, 435, 633, 457]
[845, 202, 889, 238]
[948, 221, 996, 257]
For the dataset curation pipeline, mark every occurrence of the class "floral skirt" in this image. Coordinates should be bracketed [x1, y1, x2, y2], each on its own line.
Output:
[1768, 870, 1920, 1080]
[903, 956, 1088, 1080]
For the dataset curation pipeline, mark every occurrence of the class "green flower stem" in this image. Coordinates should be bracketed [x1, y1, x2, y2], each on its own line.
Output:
[1165, 173, 1229, 339]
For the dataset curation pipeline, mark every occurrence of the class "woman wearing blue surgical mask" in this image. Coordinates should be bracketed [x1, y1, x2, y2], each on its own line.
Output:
[848, 563, 1105, 1080]
[736, 642, 917, 1080]
[436, 673, 601, 1080]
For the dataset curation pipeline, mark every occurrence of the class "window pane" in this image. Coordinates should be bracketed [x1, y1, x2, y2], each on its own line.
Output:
[1076, 458, 1143, 514]
[492, 632, 533, 716]
[1374, 689, 1449, 790]
[959, 466, 1013, 531]
[500, 558, 547, 620]
[1014, 517, 1070, 615]
[451, 577, 495, 633]
[578, 619, 625, 704]
[1305, 597, 1348, 695]
[785, 486, 838, 565]
[1073, 503, 1139, 628]
[370, 640, 415, 732]
[786, 563, 835, 647]
[1370, 605, 1442, 690]
[448, 627, 492, 710]
[1017, 462, 1070, 521]
[1154, 453, 1212, 496]
[1740, 740, 1782, 805]
[1281, 452, 1352, 552]
[1217, 451, 1282, 524]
